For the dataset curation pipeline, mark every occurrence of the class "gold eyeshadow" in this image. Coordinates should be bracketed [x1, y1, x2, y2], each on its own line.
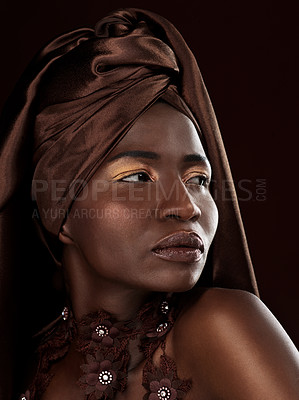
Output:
[182, 166, 210, 179]
[104, 158, 210, 181]
[105, 160, 156, 180]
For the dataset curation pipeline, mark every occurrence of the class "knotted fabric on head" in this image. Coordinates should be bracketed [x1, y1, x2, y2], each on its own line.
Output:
[0, 8, 258, 398]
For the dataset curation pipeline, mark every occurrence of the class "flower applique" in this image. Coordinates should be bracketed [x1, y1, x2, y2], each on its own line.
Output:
[146, 321, 170, 339]
[19, 390, 31, 400]
[90, 319, 121, 347]
[143, 348, 192, 400]
[143, 370, 190, 400]
[79, 351, 126, 399]
[77, 312, 126, 353]
[145, 300, 175, 340]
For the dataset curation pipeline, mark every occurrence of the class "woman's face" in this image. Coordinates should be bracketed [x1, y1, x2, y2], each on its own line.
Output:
[61, 101, 218, 293]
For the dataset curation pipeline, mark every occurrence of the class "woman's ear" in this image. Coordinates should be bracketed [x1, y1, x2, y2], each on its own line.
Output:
[58, 223, 75, 245]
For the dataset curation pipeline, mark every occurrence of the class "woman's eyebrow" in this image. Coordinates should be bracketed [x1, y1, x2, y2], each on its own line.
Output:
[183, 154, 209, 164]
[107, 150, 160, 163]
[107, 150, 209, 164]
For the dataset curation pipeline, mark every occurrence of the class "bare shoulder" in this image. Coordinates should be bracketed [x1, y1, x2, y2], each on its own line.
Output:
[172, 287, 299, 400]
[174, 287, 298, 347]
[176, 287, 294, 334]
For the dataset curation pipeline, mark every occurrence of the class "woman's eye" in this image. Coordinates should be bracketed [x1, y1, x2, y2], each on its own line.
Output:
[186, 175, 209, 187]
[118, 172, 153, 182]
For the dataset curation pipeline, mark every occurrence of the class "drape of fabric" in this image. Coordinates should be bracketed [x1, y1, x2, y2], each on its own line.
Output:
[0, 8, 258, 399]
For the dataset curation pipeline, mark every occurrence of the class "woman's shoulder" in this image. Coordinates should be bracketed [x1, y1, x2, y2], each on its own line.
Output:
[174, 286, 298, 343]
[171, 287, 299, 399]
[176, 286, 273, 329]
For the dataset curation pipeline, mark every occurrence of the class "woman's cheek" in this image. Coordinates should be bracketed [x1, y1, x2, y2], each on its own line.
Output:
[100, 200, 145, 231]
[205, 195, 219, 243]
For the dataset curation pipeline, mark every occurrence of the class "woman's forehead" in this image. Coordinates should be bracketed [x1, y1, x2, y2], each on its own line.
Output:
[106, 101, 206, 158]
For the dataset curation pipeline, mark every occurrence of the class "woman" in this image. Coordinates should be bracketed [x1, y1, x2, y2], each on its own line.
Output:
[0, 7, 298, 400]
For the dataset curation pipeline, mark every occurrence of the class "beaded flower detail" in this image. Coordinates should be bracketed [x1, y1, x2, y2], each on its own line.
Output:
[146, 321, 170, 339]
[19, 390, 30, 400]
[61, 306, 69, 321]
[91, 319, 121, 347]
[79, 351, 126, 399]
[143, 368, 191, 400]
[160, 301, 170, 315]
[148, 378, 177, 400]
[76, 311, 125, 354]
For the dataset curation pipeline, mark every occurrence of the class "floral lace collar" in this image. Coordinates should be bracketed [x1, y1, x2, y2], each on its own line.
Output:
[19, 295, 191, 400]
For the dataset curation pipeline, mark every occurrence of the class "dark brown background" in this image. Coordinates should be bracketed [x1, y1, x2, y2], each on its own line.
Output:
[1, 0, 298, 347]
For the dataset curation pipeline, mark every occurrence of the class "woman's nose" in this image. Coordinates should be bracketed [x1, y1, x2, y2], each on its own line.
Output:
[156, 178, 202, 222]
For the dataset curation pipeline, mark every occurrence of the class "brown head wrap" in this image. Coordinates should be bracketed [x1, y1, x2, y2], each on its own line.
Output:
[0, 8, 258, 397]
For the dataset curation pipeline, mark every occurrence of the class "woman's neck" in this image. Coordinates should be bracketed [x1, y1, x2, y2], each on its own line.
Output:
[70, 280, 151, 321]
[62, 247, 151, 321]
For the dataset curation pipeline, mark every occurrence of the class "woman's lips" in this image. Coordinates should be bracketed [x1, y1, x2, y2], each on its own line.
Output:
[151, 231, 204, 263]
[152, 247, 203, 263]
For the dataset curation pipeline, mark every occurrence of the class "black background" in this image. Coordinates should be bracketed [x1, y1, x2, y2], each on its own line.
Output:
[1, 0, 298, 347]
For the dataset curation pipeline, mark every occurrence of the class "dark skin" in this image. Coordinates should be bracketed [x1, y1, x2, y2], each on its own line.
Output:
[42, 102, 299, 399]
[59, 101, 218, 321]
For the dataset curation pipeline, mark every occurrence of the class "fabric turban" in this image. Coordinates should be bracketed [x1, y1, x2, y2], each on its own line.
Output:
[0, 7, 258, 397]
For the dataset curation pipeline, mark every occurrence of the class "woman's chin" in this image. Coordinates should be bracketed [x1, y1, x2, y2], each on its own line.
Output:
[145, 272, 202, 294]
